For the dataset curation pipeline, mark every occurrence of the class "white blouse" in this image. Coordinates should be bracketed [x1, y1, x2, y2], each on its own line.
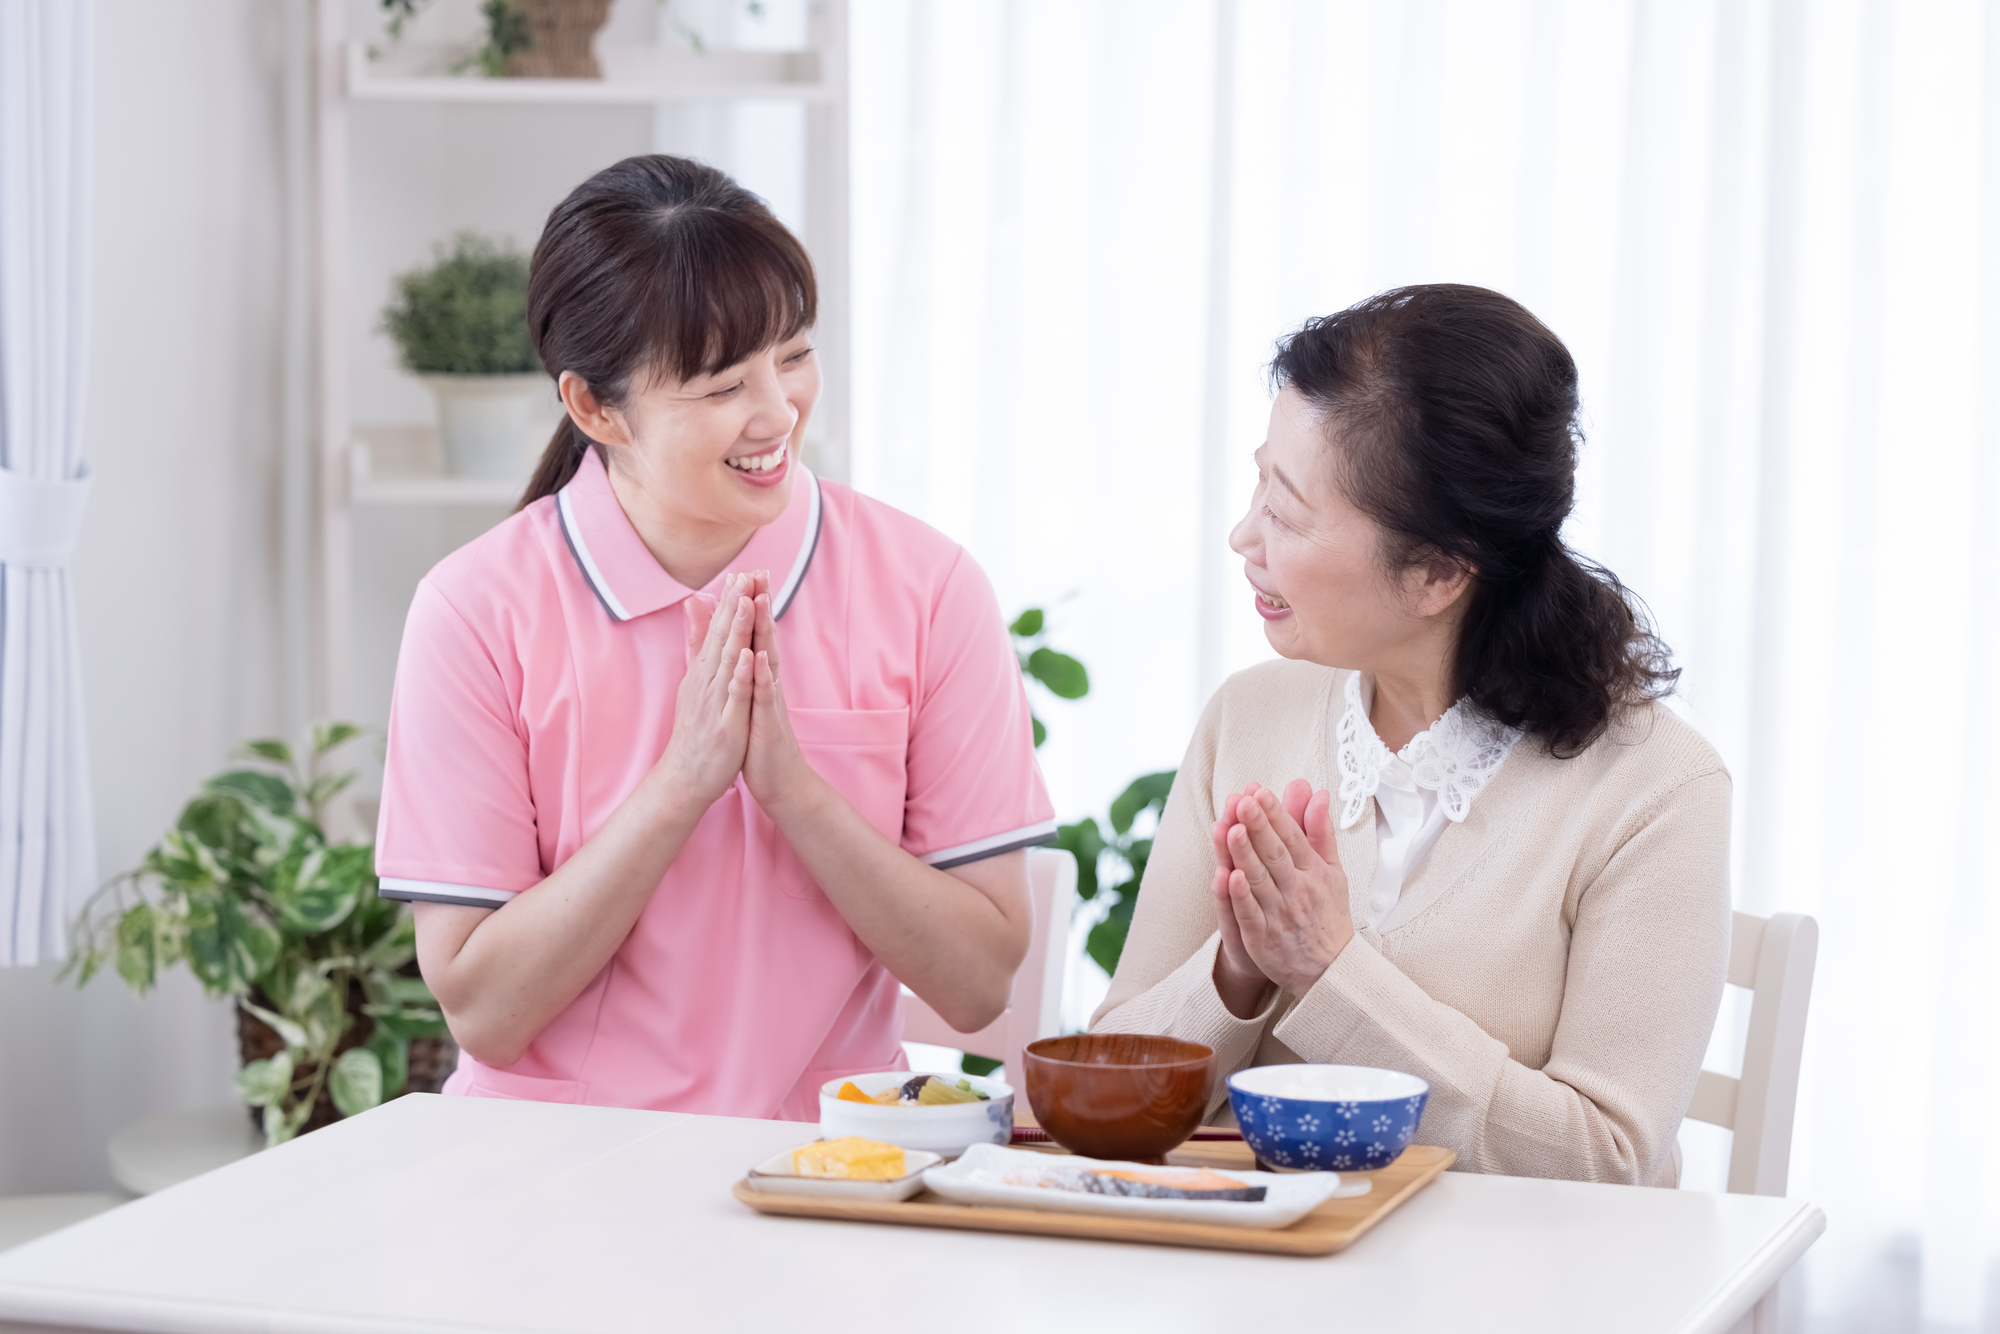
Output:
[1335, 673, 1523, 932]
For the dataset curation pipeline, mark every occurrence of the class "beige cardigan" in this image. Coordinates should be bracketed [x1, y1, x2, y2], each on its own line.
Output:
[1091, 660, 1731, 1187]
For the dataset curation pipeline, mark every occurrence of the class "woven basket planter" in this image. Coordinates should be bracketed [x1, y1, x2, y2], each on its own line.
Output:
[507, 0, 614, 79]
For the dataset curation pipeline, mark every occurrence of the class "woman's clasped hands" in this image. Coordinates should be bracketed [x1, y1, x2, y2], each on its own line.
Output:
[1209, 780, 1356, 1018]
[660, 570, 812, 813]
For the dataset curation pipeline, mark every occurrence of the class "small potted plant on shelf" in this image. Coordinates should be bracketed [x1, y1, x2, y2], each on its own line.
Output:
[379, 0, 768, 79]
[506, 0, 615, 78]
[380, 232, 552, 481]
[66, 725, 453, 1146]
[379, 0, 614, 78]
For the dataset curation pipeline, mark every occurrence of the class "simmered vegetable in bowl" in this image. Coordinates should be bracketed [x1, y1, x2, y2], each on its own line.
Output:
[837, 1075, 993, 1106]
[818, 1071, 1015, 1157]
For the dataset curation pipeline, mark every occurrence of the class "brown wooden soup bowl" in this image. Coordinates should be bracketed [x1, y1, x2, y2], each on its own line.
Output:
[1023, 1034, 1215, 1161]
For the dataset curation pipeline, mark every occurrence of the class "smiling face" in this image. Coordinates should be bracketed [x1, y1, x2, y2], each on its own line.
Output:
[1229, 387, 1467, 673]
[593, 327, 821, 533]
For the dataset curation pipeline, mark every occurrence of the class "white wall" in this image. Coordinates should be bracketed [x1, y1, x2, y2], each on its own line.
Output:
[0, 0, 286, 1195]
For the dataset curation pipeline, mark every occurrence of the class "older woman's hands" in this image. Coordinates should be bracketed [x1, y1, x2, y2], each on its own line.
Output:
[1208, 780, 1354, 1016]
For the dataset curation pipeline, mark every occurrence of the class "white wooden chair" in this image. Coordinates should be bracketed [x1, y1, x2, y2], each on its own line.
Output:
[902, 847, 1075, 1079]
[1685, 909, 1819, 1334]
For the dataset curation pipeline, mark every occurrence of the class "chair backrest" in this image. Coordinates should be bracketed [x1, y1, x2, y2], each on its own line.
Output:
[1683, 910, 1819, 1196]
[901, 847, 1076, 1081]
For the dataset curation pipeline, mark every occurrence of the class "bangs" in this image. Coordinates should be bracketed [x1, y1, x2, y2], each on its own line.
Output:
[636, 205, 817, 384]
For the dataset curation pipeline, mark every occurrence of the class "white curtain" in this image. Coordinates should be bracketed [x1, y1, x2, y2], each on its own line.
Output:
[0, 0, 94, 967]
[850, 2, 2000, 1328]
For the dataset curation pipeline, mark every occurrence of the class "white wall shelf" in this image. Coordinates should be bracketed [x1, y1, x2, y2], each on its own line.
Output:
[351, 473, 522, 508]
[346, 41, 834, 105]
[346, 429, 527, 508]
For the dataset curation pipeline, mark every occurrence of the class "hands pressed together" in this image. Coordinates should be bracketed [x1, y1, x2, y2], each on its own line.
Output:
[1209, 779, 1356, 1018]
[658, 571, 1360, 1019]
[658, 570, 813, 816]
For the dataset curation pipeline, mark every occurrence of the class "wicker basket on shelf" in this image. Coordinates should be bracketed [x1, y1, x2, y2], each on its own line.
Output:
[507, 0, 614, 79]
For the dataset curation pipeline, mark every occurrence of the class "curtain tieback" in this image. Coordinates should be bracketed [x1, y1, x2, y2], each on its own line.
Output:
[0, 462, 92, 568]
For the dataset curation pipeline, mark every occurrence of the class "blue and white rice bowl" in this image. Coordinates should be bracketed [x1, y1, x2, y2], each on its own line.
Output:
[1226, 1064, 1430, 1172]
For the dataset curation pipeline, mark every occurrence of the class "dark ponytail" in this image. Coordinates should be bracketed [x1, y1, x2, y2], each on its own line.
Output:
[516, 154, 817, 511]
[522, 417, 594, 504]
[1272, 284, 1678, 756]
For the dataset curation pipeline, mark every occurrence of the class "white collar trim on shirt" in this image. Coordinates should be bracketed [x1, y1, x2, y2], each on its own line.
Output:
[556, 465, 822, 624]
[1335, 672, 1523, 830]
[770, 467, 822, 620]
[556, 486, 634, 622]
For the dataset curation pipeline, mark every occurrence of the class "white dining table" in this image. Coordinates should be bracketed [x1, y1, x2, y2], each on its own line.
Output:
[0, 1093, 1822, 1334]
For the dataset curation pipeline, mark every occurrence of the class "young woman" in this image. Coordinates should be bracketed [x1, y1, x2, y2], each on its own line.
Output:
[1093, 285, 1730, 1186]
[374, 156, 1054, 1121]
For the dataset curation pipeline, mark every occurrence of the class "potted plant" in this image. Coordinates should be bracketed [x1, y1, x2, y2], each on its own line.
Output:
[66, 726, 452, 1146]
[379, 0, 767, 79]
[380, 232, 551, 481]
[506, 0, 615, 77]
[437, 0, 616, 79]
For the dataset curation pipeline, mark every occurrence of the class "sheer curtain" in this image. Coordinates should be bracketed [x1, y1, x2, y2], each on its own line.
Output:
[0, 0, 95, 968]
[849, 2, 1999, 1328]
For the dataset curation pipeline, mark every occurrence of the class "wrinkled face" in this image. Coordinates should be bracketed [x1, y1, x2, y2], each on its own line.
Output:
[1229, 387, 1436, 670]
[600, 328, 820, 531]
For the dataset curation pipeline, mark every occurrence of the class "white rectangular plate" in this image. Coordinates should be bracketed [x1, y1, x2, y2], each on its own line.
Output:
[744, 1146, 943, 1202]
[921, 1143, 1369, 1229]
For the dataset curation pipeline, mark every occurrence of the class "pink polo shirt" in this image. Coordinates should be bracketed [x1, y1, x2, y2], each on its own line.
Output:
[375, 450, 1054, 1121]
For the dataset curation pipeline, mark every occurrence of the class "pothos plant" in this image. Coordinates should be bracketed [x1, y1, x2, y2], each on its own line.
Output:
[1053, 770, 1177, 979]
[1008, 607, 1089, 744]
[65, 725, 447, 1146]
[1008, 609, 1176, 981]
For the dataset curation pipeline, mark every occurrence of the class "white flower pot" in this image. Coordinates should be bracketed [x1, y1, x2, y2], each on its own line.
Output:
[420, 373, 555, 480]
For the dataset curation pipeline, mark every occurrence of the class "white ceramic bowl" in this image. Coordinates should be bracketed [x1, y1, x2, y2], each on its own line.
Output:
[817, 1071, 1014, 1157]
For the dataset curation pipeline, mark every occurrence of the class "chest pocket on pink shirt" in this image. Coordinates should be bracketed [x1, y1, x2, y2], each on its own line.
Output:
[782, 707, 909, 900]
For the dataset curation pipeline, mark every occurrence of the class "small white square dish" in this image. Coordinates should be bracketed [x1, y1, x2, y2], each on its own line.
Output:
[921, 1143, 1370, 1230]
[744, 1145, 944, 1202]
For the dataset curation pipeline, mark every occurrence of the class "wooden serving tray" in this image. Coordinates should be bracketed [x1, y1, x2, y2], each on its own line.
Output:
[731, 1141, 1454, 1257]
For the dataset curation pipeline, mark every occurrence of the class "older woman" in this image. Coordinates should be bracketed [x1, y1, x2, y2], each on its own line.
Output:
[1093, 284, 1729, 1187]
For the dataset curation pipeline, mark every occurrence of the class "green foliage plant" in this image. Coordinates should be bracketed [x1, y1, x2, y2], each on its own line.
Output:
[1005, 605, 1176, 979]
[379, 233, 538, 376]
[469, 0, 534, 75]
[1007, 607, 1089, 749]
[1054, 771, 1177, 979]
[372, 0, 531, 76]
[65, 726, 447, 1146]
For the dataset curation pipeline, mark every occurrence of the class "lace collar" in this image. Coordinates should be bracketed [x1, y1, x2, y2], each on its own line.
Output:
[1335, 673, 1523, 829]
